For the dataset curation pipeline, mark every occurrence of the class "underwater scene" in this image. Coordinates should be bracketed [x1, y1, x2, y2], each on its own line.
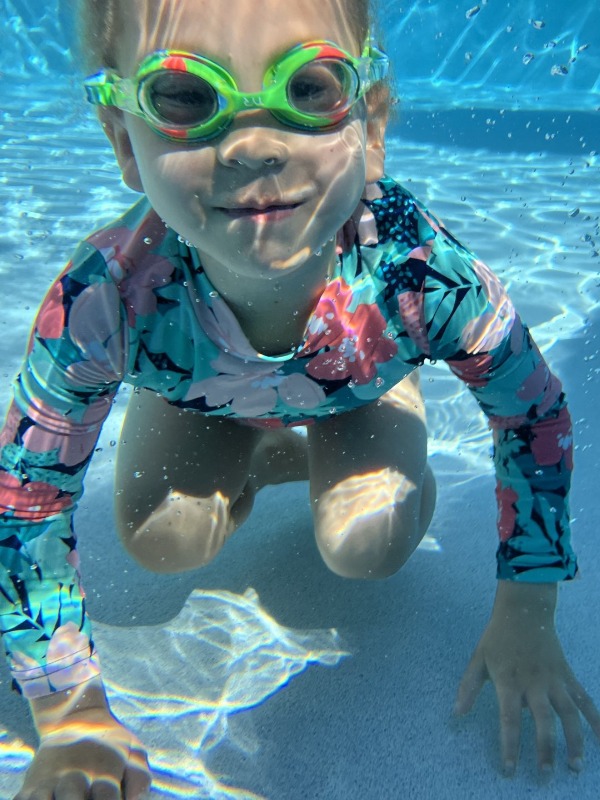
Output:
[0, 0, 599, 798]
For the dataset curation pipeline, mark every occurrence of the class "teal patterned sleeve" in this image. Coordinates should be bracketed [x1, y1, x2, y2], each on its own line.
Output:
[0, 240, 128, 697]
[415, 202, 576, 582]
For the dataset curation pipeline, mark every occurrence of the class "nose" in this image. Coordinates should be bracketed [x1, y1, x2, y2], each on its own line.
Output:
[216, 122, 290, 170]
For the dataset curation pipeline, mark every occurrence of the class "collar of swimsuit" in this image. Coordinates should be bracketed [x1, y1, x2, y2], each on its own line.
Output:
[84, 39, 389, 142]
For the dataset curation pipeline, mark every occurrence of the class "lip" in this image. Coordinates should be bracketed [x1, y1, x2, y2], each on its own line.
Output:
[217, 202, 303, 221]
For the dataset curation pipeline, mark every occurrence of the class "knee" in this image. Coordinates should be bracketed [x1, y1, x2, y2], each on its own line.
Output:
[315, 522, 415, 580]
[117, 489, 246, 574]
[312, 468, 434, 580]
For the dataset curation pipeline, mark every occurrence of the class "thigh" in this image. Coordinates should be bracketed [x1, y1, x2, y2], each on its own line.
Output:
[114, 389, 262, 532]
[307, 370, 431, 577]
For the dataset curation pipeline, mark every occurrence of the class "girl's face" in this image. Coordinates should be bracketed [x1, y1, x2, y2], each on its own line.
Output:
[105, 0, 386, 281]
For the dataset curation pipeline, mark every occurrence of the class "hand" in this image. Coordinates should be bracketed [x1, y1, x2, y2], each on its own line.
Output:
[14, 708, 151, 800]
[454, 581, 600, 775]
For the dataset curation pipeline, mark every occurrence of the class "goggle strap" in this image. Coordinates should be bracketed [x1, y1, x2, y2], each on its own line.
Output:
[84, 70, 117, 107]
[367, 45, 389, 85]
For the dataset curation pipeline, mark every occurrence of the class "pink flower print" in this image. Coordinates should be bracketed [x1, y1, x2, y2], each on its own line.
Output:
[488, 412, 529, 430]
[195, 295, 258, 359]
[118, 254, 174, 323]
[66, 282, 125, 385]
[11, 622, 99, 698]
[516, 341, 563, 417]
[517, 359, 546, 402]
[0, 473, 71, 520]
[458, 259, 515, 355]
[398, 291, 429, 356]
[531, 405, 573, 469]
[277, 372, 326, 410]
[35, 280, 66, 340]
[22, 397, 110, 468]
[335, 183, 384, 255]
[495, 482, 518, 542]
[0, 402, 21, 449]
[90, 222, 174, 326]
[66, 549, 81, 573]
[184, 351, 326, 416]
[447, 353, 493, 388]
[302, 277, 397, 385]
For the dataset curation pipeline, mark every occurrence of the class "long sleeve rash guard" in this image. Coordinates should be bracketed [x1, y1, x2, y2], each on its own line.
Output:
[0, 177, 576, 698]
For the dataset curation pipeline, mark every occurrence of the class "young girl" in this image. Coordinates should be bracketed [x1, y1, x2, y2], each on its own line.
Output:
[2, 0, 599, 797]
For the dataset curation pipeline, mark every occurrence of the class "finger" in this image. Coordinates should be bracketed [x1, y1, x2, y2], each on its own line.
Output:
[526, 691, 556, 772]
[454, 651, 488, 715]
[122, 760, 152, 800]
[550, 689, 584, 771]
[567, 677, 600, 739]
[13, 791, 52, 800]
[496, 688, 523, 774]
[90, 779, 120, 800]
[55, 771, 91, 800]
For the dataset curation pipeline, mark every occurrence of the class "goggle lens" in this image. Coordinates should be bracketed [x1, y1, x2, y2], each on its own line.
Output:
[140, 71, 219, 128]
[286, 59, 358, 117]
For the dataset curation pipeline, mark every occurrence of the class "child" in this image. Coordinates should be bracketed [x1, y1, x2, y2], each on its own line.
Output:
[2, 0, 599, 797]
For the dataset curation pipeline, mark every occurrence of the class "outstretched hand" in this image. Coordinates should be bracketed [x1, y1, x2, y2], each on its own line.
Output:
[454, 582, 600, 775]
[14, 708, 151, 800]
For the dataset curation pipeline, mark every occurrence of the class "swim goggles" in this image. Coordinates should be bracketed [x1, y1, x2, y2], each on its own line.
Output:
[84, 40, 388, 142]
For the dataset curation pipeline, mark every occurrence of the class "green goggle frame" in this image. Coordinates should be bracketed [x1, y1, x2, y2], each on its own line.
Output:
[84, 39, 388, 142]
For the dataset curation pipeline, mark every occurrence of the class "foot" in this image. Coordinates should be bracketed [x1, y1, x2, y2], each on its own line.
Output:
[249, 428, 309, 489]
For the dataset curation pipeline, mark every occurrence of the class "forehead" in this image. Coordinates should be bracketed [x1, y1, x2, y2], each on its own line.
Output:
[117, 0, 358, 74]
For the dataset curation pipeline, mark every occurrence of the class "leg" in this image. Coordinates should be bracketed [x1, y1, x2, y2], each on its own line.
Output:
[307, 371, 436, 579]
[114, 390, 262, 573]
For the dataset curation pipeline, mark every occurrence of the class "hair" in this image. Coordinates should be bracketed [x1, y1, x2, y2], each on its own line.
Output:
[76, 0, 390, 113]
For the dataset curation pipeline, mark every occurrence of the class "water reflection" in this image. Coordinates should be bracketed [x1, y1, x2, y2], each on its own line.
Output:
[0, 587, 347, 798]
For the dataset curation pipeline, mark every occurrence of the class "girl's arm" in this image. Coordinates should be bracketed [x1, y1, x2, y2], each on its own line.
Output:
[0, 240, 125, 698]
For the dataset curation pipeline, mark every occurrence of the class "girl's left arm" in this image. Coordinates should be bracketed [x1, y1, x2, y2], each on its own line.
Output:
[455, 580, 600, 773]
[414, 211, 600, 773]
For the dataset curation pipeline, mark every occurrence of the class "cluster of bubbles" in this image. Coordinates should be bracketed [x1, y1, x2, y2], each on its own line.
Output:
[464, 6, 591, 81]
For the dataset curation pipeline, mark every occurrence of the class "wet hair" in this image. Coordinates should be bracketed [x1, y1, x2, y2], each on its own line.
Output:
[76, 0, 390, 113]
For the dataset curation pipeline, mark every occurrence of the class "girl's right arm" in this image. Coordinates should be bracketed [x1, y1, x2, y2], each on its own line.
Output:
[17, 677, 151, 800]
[0, 240, 145, 796]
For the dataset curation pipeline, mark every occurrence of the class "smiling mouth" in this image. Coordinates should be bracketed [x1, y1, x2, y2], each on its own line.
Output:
[217, 203, 303, 221]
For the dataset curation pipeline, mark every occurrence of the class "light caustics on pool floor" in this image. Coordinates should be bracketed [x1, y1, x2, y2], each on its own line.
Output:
[0, 588, 347, 799]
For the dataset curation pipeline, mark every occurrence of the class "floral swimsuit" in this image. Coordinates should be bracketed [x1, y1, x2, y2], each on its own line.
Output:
[0, 176, 576, 698]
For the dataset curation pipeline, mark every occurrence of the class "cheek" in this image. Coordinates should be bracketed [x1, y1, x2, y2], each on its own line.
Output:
[319, 124, 367, 189]
[314, 124, 367, 214]
[128, 123, 211, 197]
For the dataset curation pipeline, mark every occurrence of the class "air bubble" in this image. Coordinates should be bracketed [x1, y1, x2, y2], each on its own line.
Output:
[530, 19, 545, 29]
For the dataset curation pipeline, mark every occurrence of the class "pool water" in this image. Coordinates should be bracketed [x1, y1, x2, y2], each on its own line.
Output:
[0, 2, 599, 798]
